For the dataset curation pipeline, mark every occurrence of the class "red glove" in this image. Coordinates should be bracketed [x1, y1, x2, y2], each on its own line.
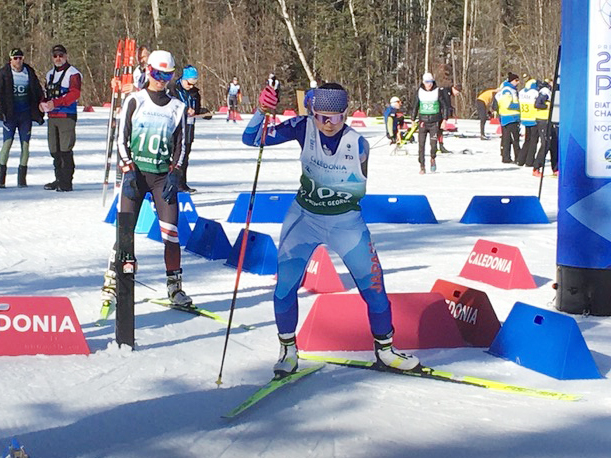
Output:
[259, 86, 278, 112]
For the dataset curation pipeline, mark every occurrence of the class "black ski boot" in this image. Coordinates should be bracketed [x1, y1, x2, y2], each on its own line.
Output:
[0, 164, 6, 188]
[17, 165, 27, 188]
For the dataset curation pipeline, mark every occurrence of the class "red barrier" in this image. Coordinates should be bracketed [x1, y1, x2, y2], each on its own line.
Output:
[0, 297, 90, 356]
[218, 106, 228, 113]
[283, 110, 297, 117]
[459, 239, 536, 289]
[301, 246, 346, 294]
[352, 110, 367, 118]
[430, 279, 501, 347]
[103, 102, 111, 108]
[490, 117, 500, 125]
[350, 119, 366, 127]
[297, 292, 464, 351]
[83, 106, 95, 112]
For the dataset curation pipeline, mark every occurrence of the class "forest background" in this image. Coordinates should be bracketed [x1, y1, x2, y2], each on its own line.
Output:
[0, 0, 560, 117]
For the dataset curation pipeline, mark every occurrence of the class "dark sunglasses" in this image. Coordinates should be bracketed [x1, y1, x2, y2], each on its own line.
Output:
[11, 56, 23, 60]
[313, 111, 345, 125]
[53, 53, 65, 58]
[150, 68, 174, 82]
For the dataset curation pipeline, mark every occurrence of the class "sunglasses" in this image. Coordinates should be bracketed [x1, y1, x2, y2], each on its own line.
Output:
[150, 68, 174, 82]
[11, 56, 23, 60]
[53, 53, 65, 58]
[313, 111, 345, 125]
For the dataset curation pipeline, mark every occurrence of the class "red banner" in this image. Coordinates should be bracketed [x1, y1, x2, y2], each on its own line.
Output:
[0, 297, 89, 356]
[459, 239, 536, 289]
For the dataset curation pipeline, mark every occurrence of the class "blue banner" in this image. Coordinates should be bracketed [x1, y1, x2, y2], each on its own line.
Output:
[558, 1, 611, 269]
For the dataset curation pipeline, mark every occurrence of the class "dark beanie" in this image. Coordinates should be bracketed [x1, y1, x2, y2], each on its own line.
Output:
[507, 72, 519, 82]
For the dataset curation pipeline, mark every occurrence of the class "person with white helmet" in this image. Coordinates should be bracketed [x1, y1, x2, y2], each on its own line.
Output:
[383, 96, 405, 144]
[99, 49, 193, 318]
[410, 72, 449, 174]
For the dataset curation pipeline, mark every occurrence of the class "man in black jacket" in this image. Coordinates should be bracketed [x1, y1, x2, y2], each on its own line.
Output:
[411, 72, 449, 174]
[167, 65, 212, 193]
[0, 48, 44, 188]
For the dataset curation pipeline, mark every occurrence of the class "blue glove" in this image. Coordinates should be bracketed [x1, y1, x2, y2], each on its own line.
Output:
[122, 167, 139, 201]
[162, 168, 181, 204]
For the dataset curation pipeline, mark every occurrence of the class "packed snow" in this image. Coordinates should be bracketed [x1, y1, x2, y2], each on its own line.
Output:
[1, 109, 610, 458]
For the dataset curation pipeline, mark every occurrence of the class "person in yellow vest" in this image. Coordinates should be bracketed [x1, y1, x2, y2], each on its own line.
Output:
[533, 80, 558, 177]
[476, 87, 498, 140]
[516, 78, 540, 166]
[495, 72, 521, 163]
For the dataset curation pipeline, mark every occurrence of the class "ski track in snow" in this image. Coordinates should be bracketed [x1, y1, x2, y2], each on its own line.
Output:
[0, 110, 611, 457]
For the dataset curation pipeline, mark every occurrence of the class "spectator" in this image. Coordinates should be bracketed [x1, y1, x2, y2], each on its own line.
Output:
[0, 48, 44, 188]
[40, 44, 82, 192]
[495, 72, 521, 164]
[226, 76, 241, 122]
[168, 65, 212, 193]
[475, 87, 498, 140]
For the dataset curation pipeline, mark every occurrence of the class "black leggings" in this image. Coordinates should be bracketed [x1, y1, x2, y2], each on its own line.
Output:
[117, 170, 181, 272]
[476, 100, 488, 137]
[418, 121, 439, 165]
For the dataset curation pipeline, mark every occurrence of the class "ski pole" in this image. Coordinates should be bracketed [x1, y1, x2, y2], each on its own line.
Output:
[216, 112, 271, 387]
[102, 39, 124, 206]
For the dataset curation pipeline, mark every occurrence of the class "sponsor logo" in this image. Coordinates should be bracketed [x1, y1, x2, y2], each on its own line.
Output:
[369, 242, 383, 293]
[0, 314, 77, 333]
[446, 299, 478, 325]
[309, 157, 347, 170]
[468, 251, 512, 273]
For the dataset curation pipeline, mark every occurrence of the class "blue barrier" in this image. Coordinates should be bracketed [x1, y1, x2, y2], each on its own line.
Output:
[105, 193, 157, 234]
[488, 302, 602, 380]
[360, 194, 437, 224]
[146, 211, 192, 247]
[460, 196, 549, 224]
[185, 217, 232, 260]
[225, 229, 277, 275]
[177, 192, 199, 223]
[227, 192, 295, 223]
[226, 192, 437, 224]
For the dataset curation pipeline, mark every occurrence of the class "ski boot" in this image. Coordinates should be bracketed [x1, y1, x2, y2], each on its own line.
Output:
[430, 158, 437, 173]
[273, 333, 298, 378]
[419, 165, 426, 175]
[374, 331, 420, 372]
[97, 269, 117, 325]
[167, 269, 193, 307]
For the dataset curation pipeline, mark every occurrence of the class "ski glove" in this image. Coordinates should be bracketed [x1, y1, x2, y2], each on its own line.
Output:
[122, 166, 139, 201]
[258, 86, 278, 112]
[162, 168, 182, 204]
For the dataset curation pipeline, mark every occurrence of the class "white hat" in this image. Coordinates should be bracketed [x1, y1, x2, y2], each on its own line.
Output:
[148, 50, 175, 72]
[310, 80, 318, 89]
[390, 96, 400, 104]
[422, 72, 434, 83]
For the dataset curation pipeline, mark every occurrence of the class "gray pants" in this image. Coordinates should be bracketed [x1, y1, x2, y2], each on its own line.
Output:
[47, 117, 76, 189]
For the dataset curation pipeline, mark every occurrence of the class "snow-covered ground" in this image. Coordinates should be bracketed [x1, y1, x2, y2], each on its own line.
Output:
[1, 110, 611, 458]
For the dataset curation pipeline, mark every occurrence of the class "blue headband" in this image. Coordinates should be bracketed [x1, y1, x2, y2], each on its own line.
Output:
[312, 88, 348, 113]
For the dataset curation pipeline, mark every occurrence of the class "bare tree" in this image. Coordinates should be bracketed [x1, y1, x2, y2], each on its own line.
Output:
[276, 0, 315, 82]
